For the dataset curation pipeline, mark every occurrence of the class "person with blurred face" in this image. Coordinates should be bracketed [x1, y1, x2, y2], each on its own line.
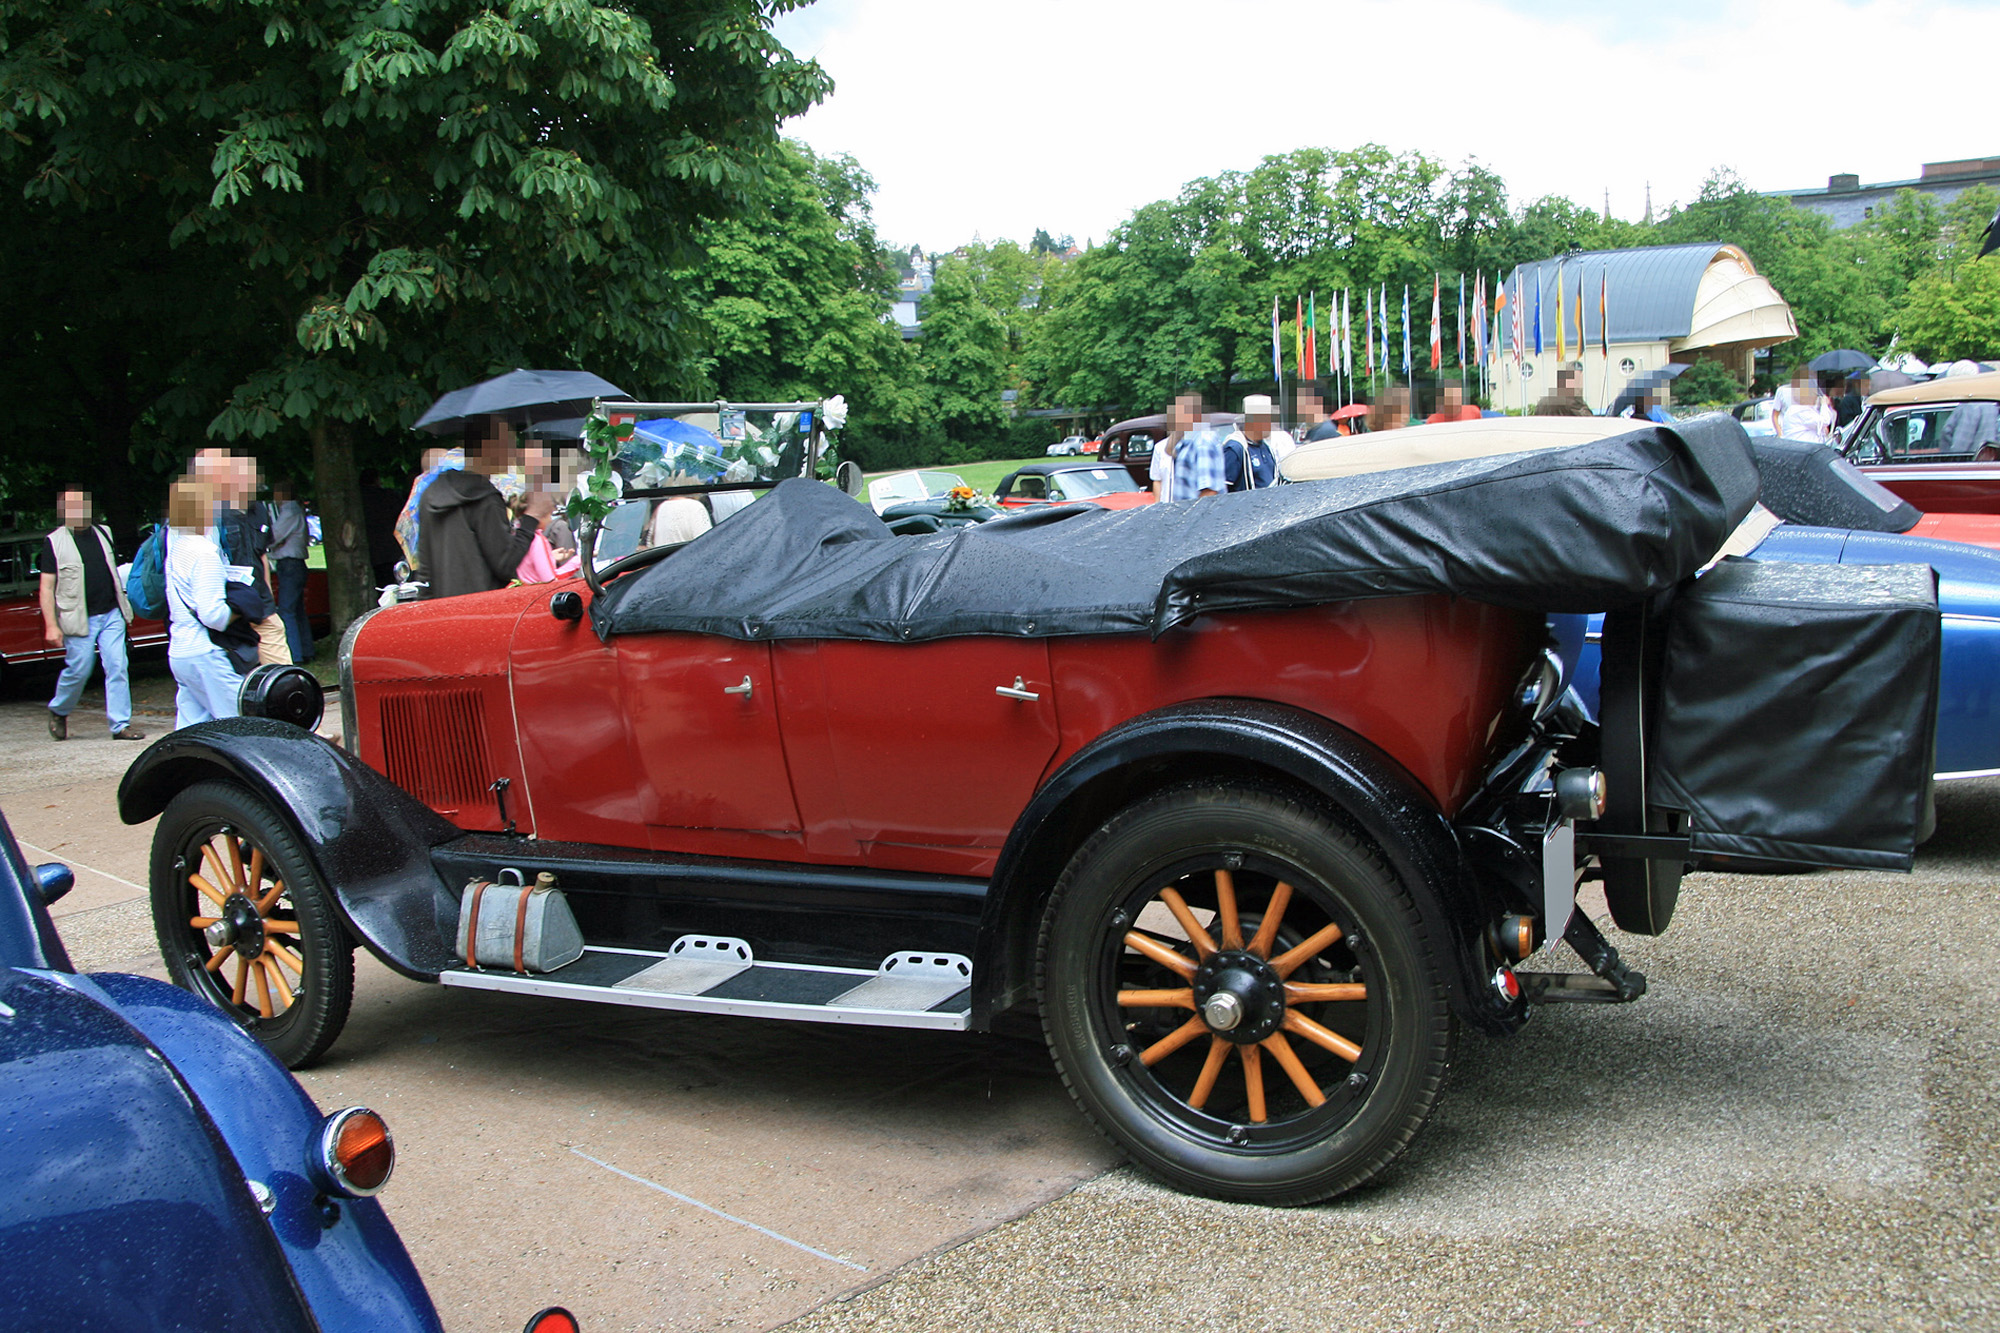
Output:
[1167, 393, 1229, 500]
[1222, 395, 1283, 491]
[1296, 387, 1340, 443]
[1774, 366, 1833, 442]
[194, 447, 289, 668]
[164, 478, 241, 729]
[1426, 382, 1483, 424]
[1368, 385, 1412, 433]
[38, 486, 143, 741]
[420, 415, 555, 598]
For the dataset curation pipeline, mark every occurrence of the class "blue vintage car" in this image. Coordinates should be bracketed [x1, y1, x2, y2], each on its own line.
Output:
[0, 807, 450, 1332]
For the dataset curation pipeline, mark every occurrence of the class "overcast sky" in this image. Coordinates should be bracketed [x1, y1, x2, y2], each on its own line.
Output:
[771, 0, 1997, 252]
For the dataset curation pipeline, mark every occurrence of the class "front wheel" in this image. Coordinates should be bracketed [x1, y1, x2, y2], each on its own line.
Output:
[150, 779, 354, 1068]
[1038, 783, 1452, 1205]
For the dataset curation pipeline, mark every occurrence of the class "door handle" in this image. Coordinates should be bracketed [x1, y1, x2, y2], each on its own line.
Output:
[995, 676, 1040, 702]
[723, 676, 753, 698]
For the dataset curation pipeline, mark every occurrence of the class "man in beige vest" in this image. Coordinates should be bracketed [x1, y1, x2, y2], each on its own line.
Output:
[37, 486, 145, 741]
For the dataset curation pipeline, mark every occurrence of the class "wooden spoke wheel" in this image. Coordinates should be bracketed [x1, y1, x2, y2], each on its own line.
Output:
[150, 780, 354, 1069]
[1039, 783, 1451, 1206]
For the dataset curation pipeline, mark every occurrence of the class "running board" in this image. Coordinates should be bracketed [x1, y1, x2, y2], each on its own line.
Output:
[439, 935, 974, 1032]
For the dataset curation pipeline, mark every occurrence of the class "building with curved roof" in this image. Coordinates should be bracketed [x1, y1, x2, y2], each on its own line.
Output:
[1491, 243, 1795, 413]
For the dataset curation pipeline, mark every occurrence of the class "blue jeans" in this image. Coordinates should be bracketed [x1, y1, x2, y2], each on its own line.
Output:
[274, 556, 313, 664]
[50, 610, 131, 732]
[170, 645, 243, 730]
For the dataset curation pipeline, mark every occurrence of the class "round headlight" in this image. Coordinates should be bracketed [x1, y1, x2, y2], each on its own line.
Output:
[240, 663, 325, 731]
[310, 1106, 394, 1197]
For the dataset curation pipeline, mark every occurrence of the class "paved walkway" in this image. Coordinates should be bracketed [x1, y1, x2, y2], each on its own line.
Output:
[8, 663, 1995, 1332]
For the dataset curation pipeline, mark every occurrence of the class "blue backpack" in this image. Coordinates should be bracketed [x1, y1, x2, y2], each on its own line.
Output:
[126, 523, 167, 619]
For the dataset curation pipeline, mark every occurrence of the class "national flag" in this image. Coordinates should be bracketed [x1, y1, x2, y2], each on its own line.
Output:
[1294, 296, 1305, 378]
[1511, 267, 1525, 364]
[1343, 288, 1353, 382]
[1456, 272, 1465, 367]
[1599, 268, 1609, 356]
[1271, 294, 1282, 384]
[1380, 283, 1389, 373]
[1568, 260, 1584, 358]
[1401, 284, 1411, 377]
[1555, 262, 1567, 363]
[1472, 272, 1485, 368]
[1364, 287, 1374, 378]
[1533, 267, 1544, 358]
[1307, 291, 1319, 381]
[1429, 274, 1442, 371]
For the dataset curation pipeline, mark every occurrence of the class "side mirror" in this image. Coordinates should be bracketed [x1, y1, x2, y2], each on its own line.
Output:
[32, 862, 73, 907]
[835, 460, 864, 498]
[549, 590, 584, 622]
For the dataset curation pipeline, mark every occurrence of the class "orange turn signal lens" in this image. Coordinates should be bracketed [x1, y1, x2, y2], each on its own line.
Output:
[311, 1107, 395, 1197]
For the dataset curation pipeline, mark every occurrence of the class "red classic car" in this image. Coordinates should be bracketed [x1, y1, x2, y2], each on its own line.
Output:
[1842, 371, 2000, 514]
[0, 527, 330, 686]
[118, 403, 1940, 1206]
[993, 461, 1155, 510]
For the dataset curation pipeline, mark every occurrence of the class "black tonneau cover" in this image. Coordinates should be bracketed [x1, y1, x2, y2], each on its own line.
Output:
[596, 416, 1761, 642]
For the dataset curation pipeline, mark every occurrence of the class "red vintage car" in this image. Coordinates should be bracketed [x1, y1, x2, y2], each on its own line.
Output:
[118, 403, 1940, 1206]
[0, 527, 330, 687]
[1841, 371, 2000, 514]
[993, 461, 1155, 511]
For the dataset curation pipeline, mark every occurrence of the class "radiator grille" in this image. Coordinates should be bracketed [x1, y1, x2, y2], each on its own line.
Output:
[379, 686, 492, 810]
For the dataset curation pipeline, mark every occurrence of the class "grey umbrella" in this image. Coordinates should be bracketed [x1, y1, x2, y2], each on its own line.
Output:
[412, 369, 627, 436]
[1861, 368, 1916, 391]
[1809, 349, 1875, 374]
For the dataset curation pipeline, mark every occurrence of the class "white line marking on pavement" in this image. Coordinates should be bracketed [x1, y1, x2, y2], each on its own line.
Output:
[568, 1147, 867, 1271]
[17, 842, 147, 895]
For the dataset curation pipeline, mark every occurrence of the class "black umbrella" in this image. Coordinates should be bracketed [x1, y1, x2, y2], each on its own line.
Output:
[1809, 349, 1875, 374]
[1979, 202, 2000, 259]
[412, 369, 627, 436]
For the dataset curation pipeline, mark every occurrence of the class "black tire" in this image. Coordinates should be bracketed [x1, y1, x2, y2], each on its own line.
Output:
[149, 779, 354, 1069]
[1037, 782, 1452, 1206]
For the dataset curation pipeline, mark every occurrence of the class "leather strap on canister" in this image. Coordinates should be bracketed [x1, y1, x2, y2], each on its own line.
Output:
[465, 880, 490, 969]
[513, 886, 532, 973]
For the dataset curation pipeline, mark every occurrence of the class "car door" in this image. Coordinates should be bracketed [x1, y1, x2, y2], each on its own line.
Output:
[616, 633, 806, 859]
[785, 638, 1061, 875]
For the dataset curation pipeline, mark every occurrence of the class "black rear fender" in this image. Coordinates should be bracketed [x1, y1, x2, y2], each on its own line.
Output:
[118, 718, 462, 980]
[976, 700, 1525, 1036]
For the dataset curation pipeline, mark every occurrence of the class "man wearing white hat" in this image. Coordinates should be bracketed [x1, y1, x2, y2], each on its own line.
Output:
[1221, 394, 1291, 492]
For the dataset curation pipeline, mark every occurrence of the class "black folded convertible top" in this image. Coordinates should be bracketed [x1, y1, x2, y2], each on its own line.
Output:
[594, 415, 1761, 642]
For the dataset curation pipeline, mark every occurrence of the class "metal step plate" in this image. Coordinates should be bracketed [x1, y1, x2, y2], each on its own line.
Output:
[440, 939, 973, 1031]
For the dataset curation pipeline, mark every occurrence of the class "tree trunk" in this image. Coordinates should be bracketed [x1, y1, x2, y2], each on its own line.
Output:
[310, 419, 373, 648]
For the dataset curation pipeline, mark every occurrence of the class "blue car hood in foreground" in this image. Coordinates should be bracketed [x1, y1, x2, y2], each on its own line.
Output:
[0, 967, 318, 1331]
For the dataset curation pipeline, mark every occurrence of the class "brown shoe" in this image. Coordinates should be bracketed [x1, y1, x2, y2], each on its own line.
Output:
[111, 726, 148, 741]
[48, 712, 65, 741]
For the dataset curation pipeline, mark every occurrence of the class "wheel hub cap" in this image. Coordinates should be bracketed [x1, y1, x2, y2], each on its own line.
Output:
[1191, 950, 1285, 1044]
[223, 894, 266, 959]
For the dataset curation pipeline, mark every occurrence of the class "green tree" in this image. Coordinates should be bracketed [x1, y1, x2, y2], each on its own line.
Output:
[1893, 255, 2000, 362]
[1, 0, 825, 633]
[916, 255, 1008, 455]
[677, 139, 924, 460]
[1672, 358, 1742, 407]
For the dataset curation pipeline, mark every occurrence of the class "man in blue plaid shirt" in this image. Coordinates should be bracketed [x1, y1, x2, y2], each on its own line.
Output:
[1171, 398, 1227, 500]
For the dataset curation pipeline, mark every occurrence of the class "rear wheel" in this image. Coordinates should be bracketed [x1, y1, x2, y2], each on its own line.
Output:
[149, 780, 354, 1068]
[1038, 783, 1451, 1205]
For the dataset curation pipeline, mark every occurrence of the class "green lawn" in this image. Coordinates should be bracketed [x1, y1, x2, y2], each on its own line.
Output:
[864, 456, 1050, 494]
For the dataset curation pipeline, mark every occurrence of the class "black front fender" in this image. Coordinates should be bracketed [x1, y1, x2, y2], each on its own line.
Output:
[118, 719, 462, 980]
[975, 699, 1526, 1036]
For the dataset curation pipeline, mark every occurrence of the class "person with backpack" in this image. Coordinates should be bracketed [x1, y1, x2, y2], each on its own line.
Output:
[163, 478, 241, 728]
[191, 447, 289, 668]
[37, 485, 144, 741]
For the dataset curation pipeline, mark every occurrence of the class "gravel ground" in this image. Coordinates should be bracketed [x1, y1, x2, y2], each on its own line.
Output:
[783, 779, 2000, 1332]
